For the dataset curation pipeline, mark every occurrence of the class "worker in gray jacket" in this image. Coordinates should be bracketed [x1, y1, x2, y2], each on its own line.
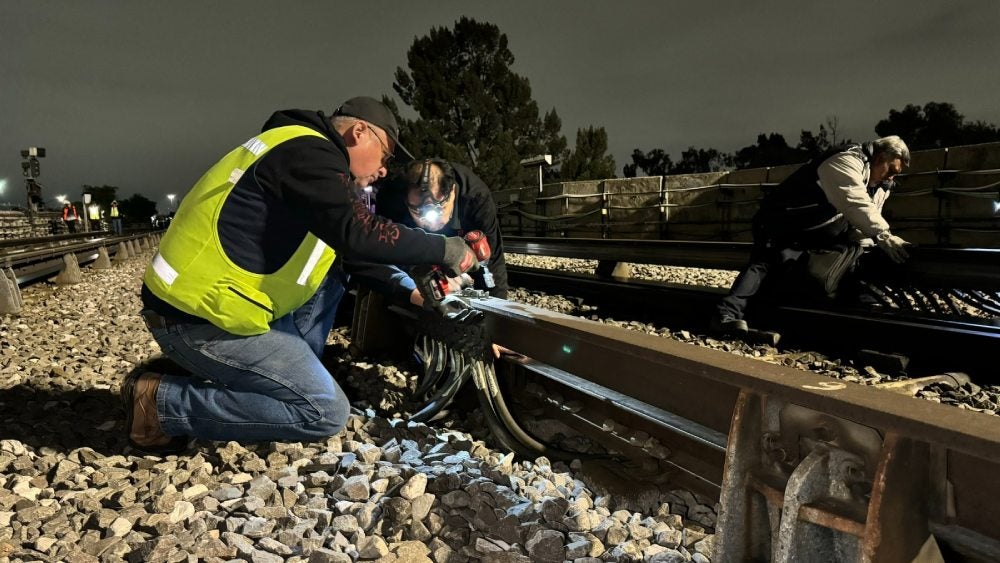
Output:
[712, 135, 911, 334]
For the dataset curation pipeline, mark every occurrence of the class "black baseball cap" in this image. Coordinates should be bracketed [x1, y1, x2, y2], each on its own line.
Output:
[333, 96, 414, 160]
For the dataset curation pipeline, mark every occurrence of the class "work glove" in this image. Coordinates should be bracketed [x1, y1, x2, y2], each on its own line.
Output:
[436, 294, 482, 323]
[442, 236, 481, 277]
[875, 232, 910, 264]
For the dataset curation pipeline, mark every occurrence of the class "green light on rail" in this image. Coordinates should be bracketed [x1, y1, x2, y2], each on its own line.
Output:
[562, 344, 572, 354]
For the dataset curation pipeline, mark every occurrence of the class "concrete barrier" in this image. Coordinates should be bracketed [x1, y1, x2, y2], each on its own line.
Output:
[114, 242, 131, 264]
[495, 141, 1000, 247]
[93, 246, 112, 269]
[0, 268, 22, 314]
[54, 254, 83, 285]
[5, 268, 22, 309]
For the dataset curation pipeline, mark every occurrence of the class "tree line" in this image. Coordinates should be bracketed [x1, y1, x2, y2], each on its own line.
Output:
[624, 104, 1000, 178]
[389, 18, 1000, 189]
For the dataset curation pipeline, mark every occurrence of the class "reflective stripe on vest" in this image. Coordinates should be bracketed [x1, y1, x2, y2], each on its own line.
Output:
[143, 125, 337, 335]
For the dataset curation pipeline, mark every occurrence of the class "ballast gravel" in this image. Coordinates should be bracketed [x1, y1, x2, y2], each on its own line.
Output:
[0, 242, 717, 563]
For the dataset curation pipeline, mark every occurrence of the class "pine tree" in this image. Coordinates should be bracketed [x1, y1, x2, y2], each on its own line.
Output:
[392, 17, 568, 190]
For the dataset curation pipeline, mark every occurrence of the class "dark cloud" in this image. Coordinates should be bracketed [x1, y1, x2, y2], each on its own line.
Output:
[3, 1, 998, 207]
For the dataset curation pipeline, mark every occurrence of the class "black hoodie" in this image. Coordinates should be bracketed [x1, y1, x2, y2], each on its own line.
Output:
[141, 109, 446, 319]
[371, 161, 509, 299]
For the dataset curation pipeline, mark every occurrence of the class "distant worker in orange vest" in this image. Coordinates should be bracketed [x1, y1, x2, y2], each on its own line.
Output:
[62, 202, 79, 233]
[110, 201, 123, 235]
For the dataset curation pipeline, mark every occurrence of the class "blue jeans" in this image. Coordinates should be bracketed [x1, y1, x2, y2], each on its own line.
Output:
[147, 268, 351, 443]
[111, 217, 123, 235]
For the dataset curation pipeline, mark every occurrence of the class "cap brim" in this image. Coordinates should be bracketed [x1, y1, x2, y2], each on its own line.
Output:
[388, 134, 414, 161]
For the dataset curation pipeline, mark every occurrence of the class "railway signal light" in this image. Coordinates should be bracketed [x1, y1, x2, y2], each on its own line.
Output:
[19, 147, 45, 179]
[20, 148, 46, 211]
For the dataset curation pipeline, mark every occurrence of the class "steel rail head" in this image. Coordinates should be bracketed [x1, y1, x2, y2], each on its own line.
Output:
[469, 296, 1000, 465]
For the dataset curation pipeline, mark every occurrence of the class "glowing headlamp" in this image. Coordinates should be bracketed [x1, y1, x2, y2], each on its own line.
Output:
[408, 159, 450, 226]
[407, 198, 447, 224]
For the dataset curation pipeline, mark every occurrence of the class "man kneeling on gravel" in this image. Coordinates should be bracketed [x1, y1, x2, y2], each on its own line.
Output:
[125, 97, 479, 453]
[712, 135, 912, 335]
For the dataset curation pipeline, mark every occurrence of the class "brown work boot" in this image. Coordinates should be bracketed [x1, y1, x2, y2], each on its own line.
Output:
[121, 371, 189, 454]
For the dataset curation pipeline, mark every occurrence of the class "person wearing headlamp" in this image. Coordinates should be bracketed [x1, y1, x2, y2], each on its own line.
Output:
[373, 158, 509, 305]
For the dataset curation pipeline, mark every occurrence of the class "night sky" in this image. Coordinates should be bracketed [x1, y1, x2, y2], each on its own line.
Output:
[3, 1, 999, 210]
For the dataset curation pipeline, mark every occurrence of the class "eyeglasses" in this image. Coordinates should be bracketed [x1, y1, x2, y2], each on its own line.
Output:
[366, 123, 393, 167]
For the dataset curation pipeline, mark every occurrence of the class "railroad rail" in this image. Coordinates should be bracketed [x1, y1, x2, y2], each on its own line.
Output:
[470, 296, 1000, 561]
[349, 280, 1000, 560]
[503, 236, 1000, 379]
[348, 236, 1000, 561]
[0, 231, 157, 285]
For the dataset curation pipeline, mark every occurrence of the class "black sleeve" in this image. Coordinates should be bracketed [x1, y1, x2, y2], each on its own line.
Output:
[343, 259, 416, 303]
[256, 138, 445, 265]
[373, 177, 411, 223]
[457, 167, 509, 298]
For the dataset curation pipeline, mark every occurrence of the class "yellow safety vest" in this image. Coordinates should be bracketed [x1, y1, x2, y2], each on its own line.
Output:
[144, 125, 337, 335]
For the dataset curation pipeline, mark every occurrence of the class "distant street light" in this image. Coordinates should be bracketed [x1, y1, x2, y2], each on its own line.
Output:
[167, 193, 176, 212]
[56, 194, 68, 204]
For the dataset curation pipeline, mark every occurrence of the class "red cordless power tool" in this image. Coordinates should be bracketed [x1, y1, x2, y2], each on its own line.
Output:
[415, 230, 493, 308]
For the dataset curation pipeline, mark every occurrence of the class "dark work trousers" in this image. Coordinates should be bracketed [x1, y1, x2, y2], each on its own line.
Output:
[717, 244, 804, 321]
[717, 220, 848, 321]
